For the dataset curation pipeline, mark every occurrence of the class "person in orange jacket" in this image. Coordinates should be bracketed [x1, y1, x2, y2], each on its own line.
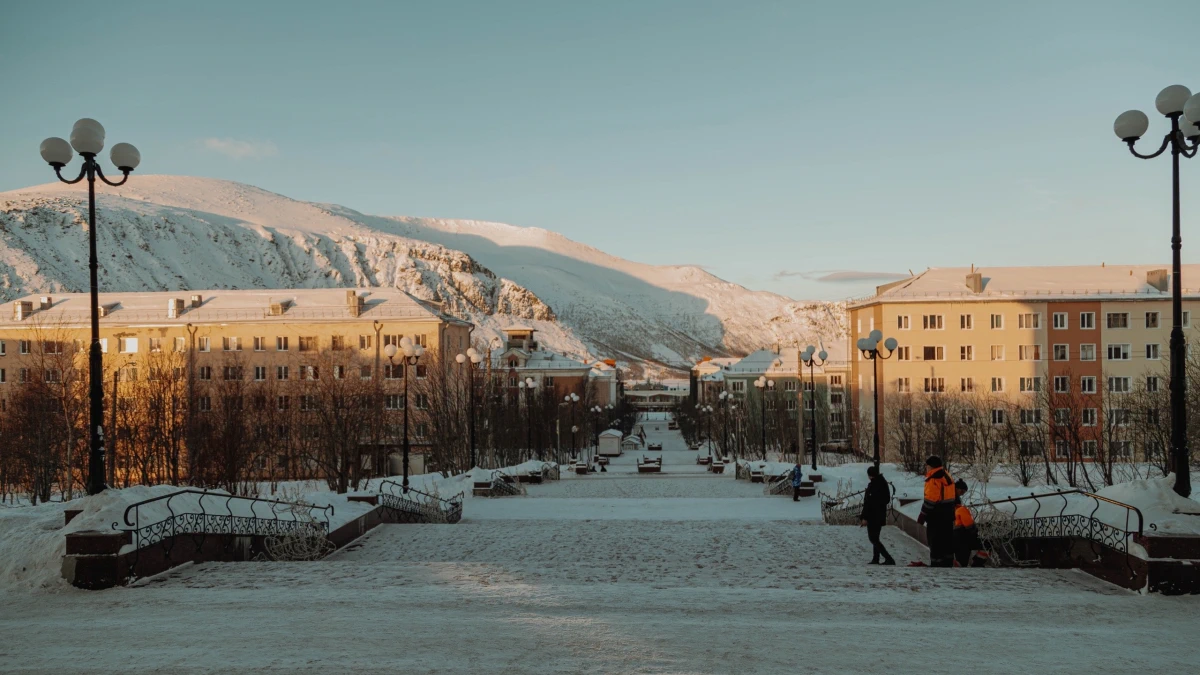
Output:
[953, 479, 988, 567]
[916, 455, 956, 567]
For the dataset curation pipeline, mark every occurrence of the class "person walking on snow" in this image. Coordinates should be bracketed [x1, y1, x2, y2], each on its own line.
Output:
[791, 463, 804, 501]
[917, 455, 956, 567]
[859, 465, 895, 565]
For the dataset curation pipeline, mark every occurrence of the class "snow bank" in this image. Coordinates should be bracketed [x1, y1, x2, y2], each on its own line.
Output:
[1096, 474, 1200, 536]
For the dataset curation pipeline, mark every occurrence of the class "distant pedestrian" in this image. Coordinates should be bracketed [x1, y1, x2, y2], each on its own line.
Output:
[859, 465, 895, 565]
[917, 456, 956, 567]
[791, 463, 804, 501]
[953, 479, 987, 567]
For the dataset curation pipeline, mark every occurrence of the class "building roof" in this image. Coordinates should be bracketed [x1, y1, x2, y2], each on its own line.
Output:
[716, 342, 850, 380]
[848, 264, 1200, 307]
[1, 287, 468, 329]
[492, 347, 592, 373]
[599, 429, 623, 438]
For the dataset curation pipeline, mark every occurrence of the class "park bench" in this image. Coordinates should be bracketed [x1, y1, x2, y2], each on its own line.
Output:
[637, 457, 662, 473]
[574, 463, 590, 475]
[749, 467, 765, 483]
[709, 460, 725, 474]
[696, 455, 711, 465]
[473, 480, 492, 497]
[597, 456, 609, 466]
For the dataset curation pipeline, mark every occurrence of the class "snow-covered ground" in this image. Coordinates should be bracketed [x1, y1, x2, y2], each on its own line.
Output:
[1, 426, 1197, 673]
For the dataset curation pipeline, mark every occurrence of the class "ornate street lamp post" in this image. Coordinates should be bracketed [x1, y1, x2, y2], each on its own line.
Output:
[519, 377, 538, 460]
[39, 119, 141, 496]
[753, 375, 775, 459]
[563, 392, 580, 459]
[455, 348, 483, 468]
[385, 337, 425, 491]
[801, 345, 828, 471]
[857, 330, 898, 471]
[1114, 85, 1200, 497]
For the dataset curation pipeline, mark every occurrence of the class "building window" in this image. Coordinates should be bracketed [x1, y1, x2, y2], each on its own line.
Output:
[277, 366, 290, 381]
[19, 340, 31, 355]
[1018, 313, 1041, 329]
[222, 336, 241, 352]
[223, 366, 242, 381]
[174, 337, 186, 352]
[1146, 344, 1161, 360]
[300, 395, 316, 412]
[897, 377, 910, 394]
[277, 396, 290, 411]
[330, 335, 345, 351]
[254, 366, 267, 381]
[924, 409, 946, 424]
[0, 368, 5, 383]
[1020, 408, 1041, 425]
[253, 337, 266, 351]
[19, 368, 30, 383]
[1106, 344, 1131, 361]
[1108, 376, 1131, 394]
[899, 409, 912, 424]
[543, 376, 554, 387]
[922, 315, 944, 330]
[960, 345, 973, 361]
[991, 409, 1005, 425]
[1080, 312, 1096, 329]
[300, 365, 319, 381]
[118, 337, 138, 354]
[197, 337, 210, 353]
[1053, 376, 1069, 393]
[333, 365, 345, 380]
[1109, 409, 1131, 426]
[44, 368, 62, 383]
[1019, 377, 1042, 393]
[991, 377, 1004, 393]
[730, 381, 745, 392]
[197, 396, 212, 413]
[897, 315, 910, 330]
[1145, 311, 1159, 329]
[1147, 376, 1159, 393]
[1052, 312, 1067, 330]
[415, 393, 429, 410]
[1052, 344, 1068, 361]
[960, 314, 973, 330]
[360, 366, 372, 380]
[830, 392, 844, 406]
[895, 346, 911, 361]
[385, 394, 403, 410]
[385, 364, 403, 379]
[923, 377, 945, 394]
[961, 410, 975, 425]
[358, 335, 372, 350]
[990, 345, 1005, 361]
[1113, 440, 1132, 457]
[1054, 408, 1070, 426]
[990, 314, 1004, 329]
[1081, 376, 1097, 394]
[1018, 345, 1041, 361]
[277, 336, 289, 351]
[146, 337, 161, 353]
[921, 346, 944, 361]
[1054, 440, 1069, 458]
[1106, 313, 1129, 329]
[783, 380, 798, 392]
[298, 336, 317, 352]
[960, 377, 974, 393]
[1082, 440, 1098, 457]
[41, 340, 62, 354]
[416, 365, 428, 379]
[0, 340, 6, 356]
[829, 375, 842, 387]
[786, 399, 798, 411]
[198, 366, 212, 381]
[383, 334, 403, 348]
[1080, 408, 1097, 426]
[1080, 344, 1096, 361]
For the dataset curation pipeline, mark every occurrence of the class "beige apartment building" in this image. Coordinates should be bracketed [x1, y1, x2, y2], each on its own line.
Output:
[847, 264, 1200, 462]
[0, 288, 473, 474]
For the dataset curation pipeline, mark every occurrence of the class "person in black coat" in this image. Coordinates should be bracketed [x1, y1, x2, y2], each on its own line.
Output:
[858, 465, 895, 565]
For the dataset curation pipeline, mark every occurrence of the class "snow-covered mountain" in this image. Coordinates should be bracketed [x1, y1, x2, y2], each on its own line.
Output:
[0, 176, 845, 374]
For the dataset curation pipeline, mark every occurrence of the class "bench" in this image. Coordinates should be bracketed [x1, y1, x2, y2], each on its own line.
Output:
[597, 456, 610, 465]
[697, 455, 712, 465]
[574, 463, 590, 475]
[709, 461, 725, 474]
[516, 473, 544, 484]
[637, 457, 662, 473]
[750, 469, 764, 483]
[472, 481, 492, 497]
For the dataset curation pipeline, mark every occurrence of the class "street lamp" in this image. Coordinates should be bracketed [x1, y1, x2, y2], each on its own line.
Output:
[563, 392, 580, 459]
[801, 345, 828, 470]
[753, 376, 775, 459]
[1114, 85, 1200, 498]
[384, 337, 424, 491]
[455, 348, 483, 468]
[519, 377, 538, 460]
[39, 119, 141, 496]
[857, 330, 898, 470]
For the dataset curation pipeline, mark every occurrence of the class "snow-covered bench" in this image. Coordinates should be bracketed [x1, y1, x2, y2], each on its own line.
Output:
[696, 455, 712, 465]
[709, 460, 725, 474]
[637, 457, 662, 473]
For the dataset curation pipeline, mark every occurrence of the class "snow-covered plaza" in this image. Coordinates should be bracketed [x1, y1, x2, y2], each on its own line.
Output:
[2, 426, 1197, 674]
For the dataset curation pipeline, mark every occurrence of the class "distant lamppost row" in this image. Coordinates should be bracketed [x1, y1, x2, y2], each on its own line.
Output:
[718, 390, 731, 459]
[564, 392, 580, 459]
[753, 375, 775, 459]
[801, 345, 828, 471]
[385, 337, 425, 491]
[519, 377, 538, 460]
[857, 330, 898, 470]
[455, 347, 483, 468]
[1114, 84, 1200, 498]
[39, 119, 141, 496]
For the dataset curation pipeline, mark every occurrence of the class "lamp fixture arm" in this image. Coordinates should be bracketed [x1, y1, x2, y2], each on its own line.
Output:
[55, 163, 88, 185]
[94, 163, 130, 187]
[1127, 135, 1172, 160]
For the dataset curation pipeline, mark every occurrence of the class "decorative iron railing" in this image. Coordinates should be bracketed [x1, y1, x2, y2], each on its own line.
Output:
[819, 481, 899, 525]
[378, 480, 464, 524]
[112, 489, 335, 573]
[968, 490, 1144, 556]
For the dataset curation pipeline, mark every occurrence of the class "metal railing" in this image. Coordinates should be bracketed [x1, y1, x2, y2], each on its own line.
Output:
[378, 480, 464, 524]
[967, 489, 1143, 556]
[819, 481, 899, 524]
[112, 489, 335, 573]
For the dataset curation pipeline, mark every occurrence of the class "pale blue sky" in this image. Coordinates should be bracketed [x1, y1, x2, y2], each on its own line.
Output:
[1, 0, 1195, 300]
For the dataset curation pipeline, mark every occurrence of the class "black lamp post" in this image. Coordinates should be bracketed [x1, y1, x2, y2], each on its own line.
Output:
[753, 375, 775, 460]
[564, 392, 580, 458]
[520, 377, 538, 460]
[1114, 85, 1200, 498]
[455, 348, 483, 469]
[801, 345, 828, 471]
[857, 331, 897, 471]
[39, 119, 141, 496]
[385, 337, 424, 492]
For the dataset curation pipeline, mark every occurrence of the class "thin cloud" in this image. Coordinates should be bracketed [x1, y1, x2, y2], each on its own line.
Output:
[200, 138, 278, 160]
[773, 269, 909, 283]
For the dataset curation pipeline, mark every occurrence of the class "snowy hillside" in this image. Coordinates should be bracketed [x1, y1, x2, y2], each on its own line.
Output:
[0, 176, 845, 373]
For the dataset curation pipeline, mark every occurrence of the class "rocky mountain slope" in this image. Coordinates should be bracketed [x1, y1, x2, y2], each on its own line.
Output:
[0, 176, 845, 373]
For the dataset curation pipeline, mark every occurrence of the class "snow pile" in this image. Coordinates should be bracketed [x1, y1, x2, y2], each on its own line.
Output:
[1095, 474, 1200, 536]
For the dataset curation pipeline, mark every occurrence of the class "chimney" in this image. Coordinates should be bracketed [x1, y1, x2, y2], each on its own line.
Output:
[346, 290, 364, 317]
[269, 299, 292, 316]
[965, 272, 983, 293]
[190, 294, 203, 308]
[97, 303, 118, 318]
[13, 301, 33, 321]
[39, 296, 53, 310]
[1146, 269, 1169, 292]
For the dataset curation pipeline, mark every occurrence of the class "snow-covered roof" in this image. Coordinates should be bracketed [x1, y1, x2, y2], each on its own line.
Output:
[722, 343, 849, 378]
[492, 346, 592, 373]
[848, 264, 1200, 306]
[599, 429, 623, 438]
[1, 287, 464, 328]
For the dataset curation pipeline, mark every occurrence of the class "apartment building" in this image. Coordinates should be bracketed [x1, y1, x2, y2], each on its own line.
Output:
[0, 287, 473, 472]
[490, 327, 604, 403]
[847, 264, 1200, 462]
